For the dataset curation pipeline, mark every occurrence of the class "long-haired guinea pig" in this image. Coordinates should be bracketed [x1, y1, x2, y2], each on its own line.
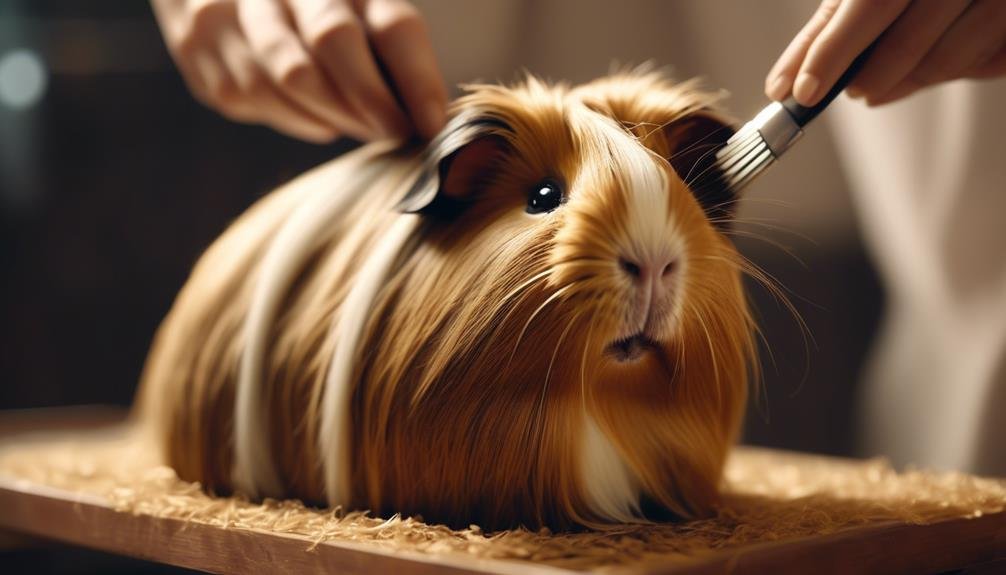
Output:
[134, 70, 757, 532]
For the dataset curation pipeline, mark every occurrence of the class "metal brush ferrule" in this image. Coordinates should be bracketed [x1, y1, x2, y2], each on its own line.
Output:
[748, 101, 803, 159]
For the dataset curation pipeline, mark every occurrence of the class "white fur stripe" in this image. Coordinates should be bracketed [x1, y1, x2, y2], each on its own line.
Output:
[580, 415, 641, 522]
[321, 214, 421, 507]
[588, 110, 669, 264]
[233, 157, 387, 500]
[574, 110, 660, 521]
[623, 155, 669, 267]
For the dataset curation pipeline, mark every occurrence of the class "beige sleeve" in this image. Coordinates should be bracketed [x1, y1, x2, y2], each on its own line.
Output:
[828, 79, 1006, 476]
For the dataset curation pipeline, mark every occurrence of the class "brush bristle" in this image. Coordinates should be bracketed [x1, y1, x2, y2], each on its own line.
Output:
[715, 127, 775, 193]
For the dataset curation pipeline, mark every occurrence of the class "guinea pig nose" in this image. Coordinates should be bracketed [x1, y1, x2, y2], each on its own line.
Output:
[618, 257, 642, 278]
[618, 255, 677, 284]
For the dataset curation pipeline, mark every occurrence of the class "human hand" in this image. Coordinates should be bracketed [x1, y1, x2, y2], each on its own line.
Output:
[151, 0, 448, 143]
[765, 0, 1006, 107]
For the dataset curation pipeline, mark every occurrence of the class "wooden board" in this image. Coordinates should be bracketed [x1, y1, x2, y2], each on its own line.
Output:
[0, 477, 560, 575]
[0, 407, 1004, 574]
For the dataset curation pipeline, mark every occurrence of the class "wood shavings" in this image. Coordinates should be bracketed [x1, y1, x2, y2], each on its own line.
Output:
[1, 426, 1003, 571]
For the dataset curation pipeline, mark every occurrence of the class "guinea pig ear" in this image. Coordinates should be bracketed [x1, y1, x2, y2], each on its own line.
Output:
[662, 112, 737, 226]
[573, 72, 739, 226]
[395, 113, 510, 214]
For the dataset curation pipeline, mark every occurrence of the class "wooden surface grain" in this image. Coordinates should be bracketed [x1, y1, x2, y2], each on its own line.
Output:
[0, 477, 565, 575]
[0, 406, 1003, 574]
[646, 513, 1006, 575]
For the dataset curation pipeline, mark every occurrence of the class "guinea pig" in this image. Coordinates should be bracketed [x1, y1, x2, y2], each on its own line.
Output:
[134, 70, 757, 532]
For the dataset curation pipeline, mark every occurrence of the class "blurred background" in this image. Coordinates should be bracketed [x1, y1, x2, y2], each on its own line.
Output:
[0, 0, 881, 451]
[1, 0, 881, 459]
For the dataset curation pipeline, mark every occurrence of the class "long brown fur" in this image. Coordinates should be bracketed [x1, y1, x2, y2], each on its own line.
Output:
[135, 71, 756, 531]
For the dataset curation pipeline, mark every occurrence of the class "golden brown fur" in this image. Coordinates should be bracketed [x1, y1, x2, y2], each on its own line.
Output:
[135, 71, 756, 531]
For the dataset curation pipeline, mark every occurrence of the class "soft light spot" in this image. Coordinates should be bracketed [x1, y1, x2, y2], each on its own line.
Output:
[0, 49, 48, 110]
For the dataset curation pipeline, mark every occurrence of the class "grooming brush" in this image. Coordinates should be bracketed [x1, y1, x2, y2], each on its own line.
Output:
[715, 46, 876, 192]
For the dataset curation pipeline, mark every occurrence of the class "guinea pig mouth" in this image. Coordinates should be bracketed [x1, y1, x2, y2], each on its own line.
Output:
[606, 332, 660, 362]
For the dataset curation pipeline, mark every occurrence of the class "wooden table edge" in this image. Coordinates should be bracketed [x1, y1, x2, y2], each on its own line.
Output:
[630, 510, 1006, 574]
[0, 475, 576, 575]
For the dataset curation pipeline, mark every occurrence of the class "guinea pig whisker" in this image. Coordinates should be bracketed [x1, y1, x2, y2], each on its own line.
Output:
[498, 269, 553, 309]
[671, 140, 731, 170]
[682, 145, 730, 188]
[691, 253, 799, 314]
[692, 252, 814, 397]
[713, 226, 808, 266]
[711, 218, 821, 307]
[738, 253, 814, 315]
[728, 216, 816, 243]
[550, 255, 609, 268]
[665, 124, 734, 164]
[748, 322, 773, 414]
[674, 324, 687, 383]
[507, 282, 579, 371]
[579, 314, 599, 414]
[706, 221, 816, 385]
[706, 196, 799, 214]
[487, 269, 553, 351]
[689, 300, 723, 406]
[531, 308, 585, 441]
[634, 121, 665, 142]
[703, 196, 796, 214]
[545, 309, 584, 392]
[731, 253, 815, 395]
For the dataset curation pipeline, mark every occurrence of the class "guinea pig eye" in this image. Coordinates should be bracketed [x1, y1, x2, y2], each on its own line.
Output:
[526, 180, 564, 214]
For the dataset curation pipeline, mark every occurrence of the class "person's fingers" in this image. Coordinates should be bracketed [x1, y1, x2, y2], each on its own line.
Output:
[847, 0, 969, 100]
[156, 0, 338, 142]
[871, 0, 1006, 106]
[792, 0, 911, 106]
[906, 0, 1006, 86]
[154, 0, 231, 105]
[362, 0, 447, 139]
[213, 21, 339, 142]
[237, 0, 375, 140]
[765, 0, 841, 101]
[863, 75, 923, 106]
[288, 0, 411, 138]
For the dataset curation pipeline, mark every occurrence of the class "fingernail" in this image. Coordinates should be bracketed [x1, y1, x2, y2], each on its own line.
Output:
[417, 100, 446, 140]
[766, 74, 790, 101]
[793, 73, 821, 105]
